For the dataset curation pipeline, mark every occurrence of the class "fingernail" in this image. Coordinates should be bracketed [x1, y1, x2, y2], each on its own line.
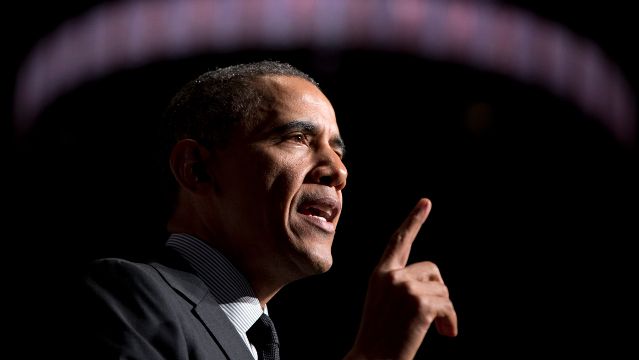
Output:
[419, 198, 431, 210]
[413, 199, 429, 216]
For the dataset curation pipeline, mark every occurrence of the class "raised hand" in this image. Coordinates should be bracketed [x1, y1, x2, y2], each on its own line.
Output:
[345, 198, 458, 360]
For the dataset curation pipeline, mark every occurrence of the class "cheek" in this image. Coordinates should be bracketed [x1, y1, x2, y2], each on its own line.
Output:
[236, 149, 309, 206]
[267, 162, 303, 200]
[263, 163, 309, 220]
[263, 152, 306, 189]
[233, 151, 281, 189]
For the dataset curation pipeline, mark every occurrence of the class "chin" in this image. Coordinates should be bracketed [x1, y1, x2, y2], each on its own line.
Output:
[285, 244, 333, 278]
[284, 223, 335, 277]
[300, 246, 334, 275]
[310, 255, 333, 274]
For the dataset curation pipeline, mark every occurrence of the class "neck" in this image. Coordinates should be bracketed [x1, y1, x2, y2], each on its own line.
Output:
[230, 255, 291, 309]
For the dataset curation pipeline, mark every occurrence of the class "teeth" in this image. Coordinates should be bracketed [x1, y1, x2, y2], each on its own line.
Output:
[312, 207, 331, 219]
[298, 195, 340, 224]
[309, 214, 327, 222]
[301, 206, 332, 221]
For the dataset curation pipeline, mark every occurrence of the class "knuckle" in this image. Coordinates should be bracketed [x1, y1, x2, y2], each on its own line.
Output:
[415, 296, 432, 312]
[423, 261, 439, 273]
[387, 270, 404, 286]
[402, 280, 420, 297]
[371, 268, 403, 287]
[414, 297, 436, 324]
[440, 284, 449, 298]
[393, 230, 405, 244]
[423, 261, 444, 281]
[445, 300, 455, 313]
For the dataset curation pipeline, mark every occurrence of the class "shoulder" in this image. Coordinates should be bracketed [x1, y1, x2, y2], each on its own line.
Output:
[85, 257, 160, 289]
[78, 258, 205, 358]
[83, 255, 209, 307]
[82, 258, 167, 309]
[81, 256, 192, 327]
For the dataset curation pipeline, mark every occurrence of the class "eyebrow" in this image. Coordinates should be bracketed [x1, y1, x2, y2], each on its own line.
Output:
[272, 120, 346, 156]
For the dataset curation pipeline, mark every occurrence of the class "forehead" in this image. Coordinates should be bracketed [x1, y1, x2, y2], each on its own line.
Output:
[263, 76, 337, 121]
[253, 75, 339, 132]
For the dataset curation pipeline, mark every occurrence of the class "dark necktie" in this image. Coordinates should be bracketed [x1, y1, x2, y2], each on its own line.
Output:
[246, 313, 280, 360]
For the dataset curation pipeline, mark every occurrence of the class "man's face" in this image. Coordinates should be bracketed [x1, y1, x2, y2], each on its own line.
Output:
[210, 75, 347, 282]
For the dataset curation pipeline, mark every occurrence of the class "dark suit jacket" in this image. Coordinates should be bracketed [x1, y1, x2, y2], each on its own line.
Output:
[80, 249, 255, 360]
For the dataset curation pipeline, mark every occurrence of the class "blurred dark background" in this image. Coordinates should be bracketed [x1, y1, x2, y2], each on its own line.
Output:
[5, 1, 638, 358]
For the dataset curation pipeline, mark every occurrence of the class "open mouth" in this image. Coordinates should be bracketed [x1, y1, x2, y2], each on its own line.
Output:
[297, 195, 341, 231]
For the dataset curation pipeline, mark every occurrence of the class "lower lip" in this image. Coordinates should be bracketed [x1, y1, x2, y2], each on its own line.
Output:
[300, 213, 336, 233]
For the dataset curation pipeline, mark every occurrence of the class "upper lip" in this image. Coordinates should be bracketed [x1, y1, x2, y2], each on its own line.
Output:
[297, 195, 341, 223]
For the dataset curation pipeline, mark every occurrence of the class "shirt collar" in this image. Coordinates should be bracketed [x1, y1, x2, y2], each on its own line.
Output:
[166, 233, 266, 335]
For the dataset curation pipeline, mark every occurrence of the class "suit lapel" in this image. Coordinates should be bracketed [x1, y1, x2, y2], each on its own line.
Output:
[193, 293, 255, 360]
[151, 251, 255, 360]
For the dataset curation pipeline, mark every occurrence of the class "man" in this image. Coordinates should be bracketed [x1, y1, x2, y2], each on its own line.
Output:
[82, 60, 457, 359]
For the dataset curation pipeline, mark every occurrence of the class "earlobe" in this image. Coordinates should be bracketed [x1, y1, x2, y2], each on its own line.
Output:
[169, 139, 212, 191]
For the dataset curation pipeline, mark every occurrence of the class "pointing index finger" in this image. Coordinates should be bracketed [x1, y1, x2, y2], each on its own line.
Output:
[377, 198, 432, 271]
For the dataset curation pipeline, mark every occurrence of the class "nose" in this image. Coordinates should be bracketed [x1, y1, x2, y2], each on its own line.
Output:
[309, 146, 348, 191]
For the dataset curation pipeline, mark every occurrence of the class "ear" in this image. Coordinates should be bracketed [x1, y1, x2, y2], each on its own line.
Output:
[169, 139, 213, 192]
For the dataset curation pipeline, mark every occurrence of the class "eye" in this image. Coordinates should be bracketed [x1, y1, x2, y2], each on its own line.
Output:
[287, 133, 308, 144]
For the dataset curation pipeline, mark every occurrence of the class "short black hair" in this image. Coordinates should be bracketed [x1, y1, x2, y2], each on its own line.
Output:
[159, 60, 319, 220]
[163, 60, 318, 151]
